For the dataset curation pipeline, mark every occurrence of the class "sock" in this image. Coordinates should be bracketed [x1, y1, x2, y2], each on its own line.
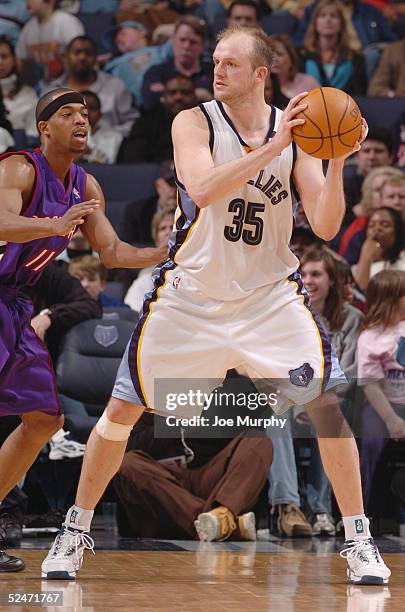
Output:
[65, 505, 94, 531]
[343, 514, 370, 541]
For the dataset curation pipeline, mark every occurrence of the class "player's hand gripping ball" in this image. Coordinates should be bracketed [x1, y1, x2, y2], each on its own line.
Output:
[292, 87, 363, 159]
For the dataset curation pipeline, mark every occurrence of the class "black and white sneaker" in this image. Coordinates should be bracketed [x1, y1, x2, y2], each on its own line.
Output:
[41, 525, 94, 580]
[340, 538, 391, 585]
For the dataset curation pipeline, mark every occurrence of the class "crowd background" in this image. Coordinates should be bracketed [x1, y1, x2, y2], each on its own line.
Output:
[0, 0, 404, 545]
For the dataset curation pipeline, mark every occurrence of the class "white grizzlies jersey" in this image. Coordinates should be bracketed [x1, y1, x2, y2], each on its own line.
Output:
[170, 100, 300, 301]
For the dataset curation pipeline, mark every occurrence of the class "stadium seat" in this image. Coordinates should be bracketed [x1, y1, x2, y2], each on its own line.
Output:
[102, 306, 139, 322]
[355, 97, 405, 142]
[56, 319, 133, 416]
[81, 163, 159, 238]
[261, 13, 298, 37]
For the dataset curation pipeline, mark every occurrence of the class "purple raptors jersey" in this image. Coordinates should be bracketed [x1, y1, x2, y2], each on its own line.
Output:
[0, 149, 87, 288]
[0, 149, 87, 417]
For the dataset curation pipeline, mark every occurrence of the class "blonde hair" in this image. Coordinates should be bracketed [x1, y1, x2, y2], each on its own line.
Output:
[151, 210, 174, 244]
[304, 0, 361, 56]
[69, 255, 108, 282]
[359, 166, 403, 216]
[217, 26, 274, 75]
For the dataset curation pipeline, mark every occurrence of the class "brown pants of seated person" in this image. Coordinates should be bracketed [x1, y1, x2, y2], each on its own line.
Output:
[113, 432, 273, 539]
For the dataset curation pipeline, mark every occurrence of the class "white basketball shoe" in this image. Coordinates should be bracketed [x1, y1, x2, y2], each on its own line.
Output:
[41, 525, 94, 580]
[340, 538, 391, 585]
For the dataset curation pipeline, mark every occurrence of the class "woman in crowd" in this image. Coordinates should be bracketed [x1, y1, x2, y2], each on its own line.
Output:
[125, 210, 174, 312]
[357, 270, 405, 512]
[339, 166, 403, 266]
[300, 0, 367, 95]
[269, 33, 319, 99]
[353, 207, 405, 292]
[0, 37, 37, 140]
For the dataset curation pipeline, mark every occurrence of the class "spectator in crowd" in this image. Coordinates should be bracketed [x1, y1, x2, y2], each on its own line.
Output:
[115, 0, 179, 36]
[294, 0, 396, 77]
[269, 33, 319, 98]
[125, 210, 174, 312]
[0, 86, 14, 153]
[368, 39, 405, 97]
[357, 270, 405, 512]
[351, 166, 403, 220]
[0, 37, 37, 140]
[104, 20, 172, 107]
[47, 35, 138, 136]
[114, 412, 273, 540]
[69, 255, 127, 308]
[121, 160, 177, 246]
[300, 0, 367, 96]
[353, 207, 405, 291]
[15, 0, 84, 83]
[80, 90, 123, 164]
[264, 72, 290, 108]
[227, 0, 261, 27]
[142, 16, 213, 111]
[339, 167, 404, 265]
[343, 127, 393, 221]
[118, 75, 197, 163]
[302, 248, 363, 386]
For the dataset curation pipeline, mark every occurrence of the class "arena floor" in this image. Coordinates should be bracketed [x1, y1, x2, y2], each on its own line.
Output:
[3, 529, 405, 611]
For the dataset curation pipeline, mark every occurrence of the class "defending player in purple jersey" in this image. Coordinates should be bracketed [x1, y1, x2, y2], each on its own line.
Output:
[0, 88, 166, 572]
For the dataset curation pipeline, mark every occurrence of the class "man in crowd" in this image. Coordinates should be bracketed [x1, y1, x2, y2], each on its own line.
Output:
[142, 16, 213, 111]
[47, 36, 138, 136]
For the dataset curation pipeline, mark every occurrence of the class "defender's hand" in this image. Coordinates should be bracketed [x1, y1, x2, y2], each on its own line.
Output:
[53, 200, 100, 236]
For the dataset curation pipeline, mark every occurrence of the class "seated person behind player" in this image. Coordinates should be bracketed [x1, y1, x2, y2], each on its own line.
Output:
[339, 167, 404, 266]
[79, 90, 123, 164]
[118, 75, 197, 164]
[0, 37, 38, 141]
[299, 0, 367, 96]
[125, 210, 174, 312]
[114, 411, 273, 541]
[353, 207, 405, 291]
[269, 33, 319, 99]
[121, 160, 177, 246]
[141, 16, 213, 111]
[69, 255, 128, 308]
[357, 270, 405, 513]
[103, 20, 172, 107]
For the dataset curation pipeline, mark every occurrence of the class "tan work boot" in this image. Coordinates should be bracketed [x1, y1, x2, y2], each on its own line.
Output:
[194, 506, 237, 542]
[277, 504, 312, 537]
[238, 512, 257, 541]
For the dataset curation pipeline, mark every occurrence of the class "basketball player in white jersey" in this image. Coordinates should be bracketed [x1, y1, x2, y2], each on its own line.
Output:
[43, 27, 390, 585]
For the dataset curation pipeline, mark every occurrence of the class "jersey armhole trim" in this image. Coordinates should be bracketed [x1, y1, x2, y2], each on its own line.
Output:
[0, 151, 39, 216]
[198, 103, 215, 153]
[290, 141, 300, 204]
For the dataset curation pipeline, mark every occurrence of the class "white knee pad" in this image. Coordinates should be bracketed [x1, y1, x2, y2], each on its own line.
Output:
[95, 409, 133, 441]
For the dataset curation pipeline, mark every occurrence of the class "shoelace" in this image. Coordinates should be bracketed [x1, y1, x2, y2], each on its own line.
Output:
[218, 511, 236, 540]
[340, 539, 380, 564]
[53, 529, 95, 563]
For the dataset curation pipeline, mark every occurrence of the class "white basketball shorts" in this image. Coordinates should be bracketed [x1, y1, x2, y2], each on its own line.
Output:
[112, 265, 345, 417]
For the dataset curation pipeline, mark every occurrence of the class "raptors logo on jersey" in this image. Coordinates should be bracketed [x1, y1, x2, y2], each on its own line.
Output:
[168, 100, 300, 301]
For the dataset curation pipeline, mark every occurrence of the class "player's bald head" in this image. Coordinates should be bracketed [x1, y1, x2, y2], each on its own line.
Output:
[36, 88, 87, 128]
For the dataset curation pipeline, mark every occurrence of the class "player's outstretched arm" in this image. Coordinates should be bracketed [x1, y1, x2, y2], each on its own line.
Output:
[294, 119, 368, 241]
[0, 156, 99, 243]
[82, 174, 167, 269]
[172, 94, 307, 209]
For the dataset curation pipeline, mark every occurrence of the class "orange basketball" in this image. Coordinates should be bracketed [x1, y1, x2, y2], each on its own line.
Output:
[291, 87, 363, 159]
